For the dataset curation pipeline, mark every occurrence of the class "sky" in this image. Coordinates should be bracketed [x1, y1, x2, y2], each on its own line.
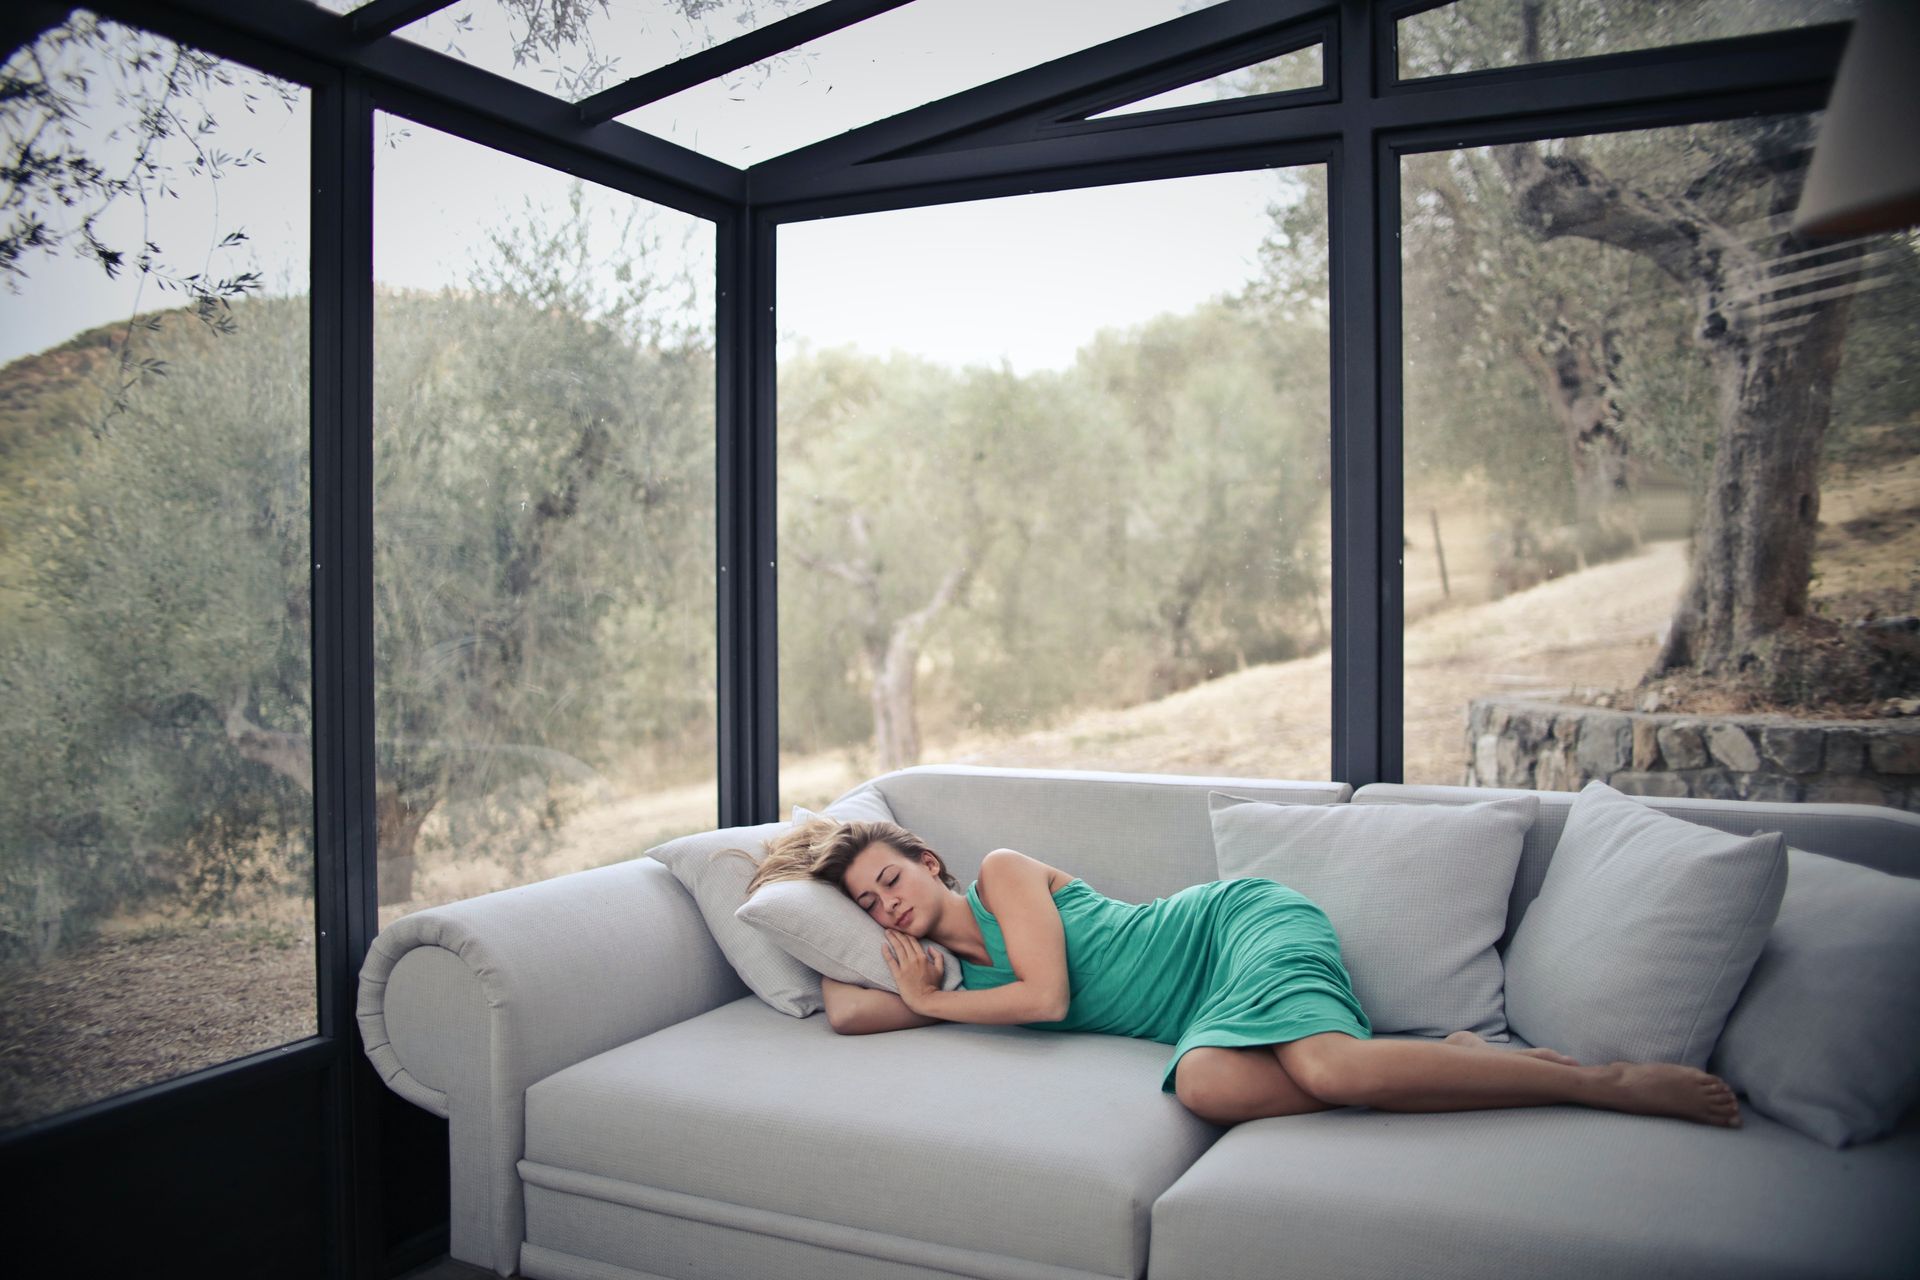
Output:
[1, 3, 1309, 374]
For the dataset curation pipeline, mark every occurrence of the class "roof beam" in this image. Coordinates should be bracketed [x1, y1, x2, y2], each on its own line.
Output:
[86, 0, 745, 212]
[348, 0, 459, 41]
[576, 0, 917, 124]
[751, 0, 1326, 184]
[750, 19, 1843, 210]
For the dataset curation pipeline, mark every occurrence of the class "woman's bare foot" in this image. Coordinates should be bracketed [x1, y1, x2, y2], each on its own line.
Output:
[1598, 1062, 1743, 1128]
[1443, 1029, 1580, 1067]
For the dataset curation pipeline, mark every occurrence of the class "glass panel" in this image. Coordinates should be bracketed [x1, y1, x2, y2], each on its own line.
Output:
[1089, 44, 1322, 120]
[620, 0, 1235, 165]
[777, 166, 1332, 811]
[373, 119, 718, 928]
[1398, 0, 1859, 79]
[1401, 117, 1920, 805]
[0, 12, 312, 1128]
[394, 0, 832, 102]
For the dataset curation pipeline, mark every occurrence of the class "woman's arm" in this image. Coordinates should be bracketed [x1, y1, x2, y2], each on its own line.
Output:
[887, 849, 1070, 1026]
[821, 976, 943, 1035]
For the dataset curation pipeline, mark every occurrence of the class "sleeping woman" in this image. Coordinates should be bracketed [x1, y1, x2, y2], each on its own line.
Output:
[745, 817, 1743, 1129]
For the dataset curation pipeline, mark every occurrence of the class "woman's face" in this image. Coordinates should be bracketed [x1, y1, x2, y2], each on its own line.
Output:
[844, 840, 939, 934]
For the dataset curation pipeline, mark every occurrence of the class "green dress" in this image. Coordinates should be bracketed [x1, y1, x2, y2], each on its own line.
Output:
[959, 876, 1372, 1093]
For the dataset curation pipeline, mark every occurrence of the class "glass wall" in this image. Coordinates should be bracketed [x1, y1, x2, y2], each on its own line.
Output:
[776, 166, 1331, 810]
[1397, 0, 1858, 79]
[372, 119, 718, 926]
[0, 13, 313, 1128]
[1401, 115, 1920, 794]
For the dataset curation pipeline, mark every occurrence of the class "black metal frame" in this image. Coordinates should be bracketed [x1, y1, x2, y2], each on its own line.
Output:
[0, 1, 1848, 1275]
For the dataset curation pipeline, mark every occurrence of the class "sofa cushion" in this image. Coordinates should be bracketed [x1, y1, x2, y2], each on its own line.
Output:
[734, 805, 965, 995]
[1149, 1104, 1920, 1280]
[1710, 848, 1920, 1148]
[1207, 791, 1535, 1038]
[648, 787, 897, 1017]
[523, 996, 1222, 1279]
[1502, 780, 1787, 1069]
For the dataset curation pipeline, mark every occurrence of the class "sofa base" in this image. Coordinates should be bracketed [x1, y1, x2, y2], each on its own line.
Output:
[521, 1242, 676, 1280]
[519, 1162, 1129, 1280]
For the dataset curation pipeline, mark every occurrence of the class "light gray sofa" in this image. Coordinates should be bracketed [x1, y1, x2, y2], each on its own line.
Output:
[357, 764, 1920, 1280]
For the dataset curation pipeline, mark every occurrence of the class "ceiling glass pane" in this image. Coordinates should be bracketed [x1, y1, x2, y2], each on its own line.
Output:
[617, 0, 1235, 165]
[1089, 43, 1321, 120]
[393, 0, 833, 102]
[1398, 0, 1859, 79]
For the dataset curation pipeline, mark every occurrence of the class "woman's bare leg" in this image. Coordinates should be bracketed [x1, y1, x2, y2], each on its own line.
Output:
[1275, 1032, 1741, 1128]
[1444, 1029, 1580, 1067]
[1174, 1046, 1340, 1124]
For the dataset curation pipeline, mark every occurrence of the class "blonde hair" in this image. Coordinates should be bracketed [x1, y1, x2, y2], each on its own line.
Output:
[731, 817, 956, 899]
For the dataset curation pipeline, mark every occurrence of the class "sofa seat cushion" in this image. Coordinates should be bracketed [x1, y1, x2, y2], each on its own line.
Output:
[1149, 1103, 1920, 1280]
[524, 996, 1223, 1279]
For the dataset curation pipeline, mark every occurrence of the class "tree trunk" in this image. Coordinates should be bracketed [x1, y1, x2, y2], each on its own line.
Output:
[374, 783, 436, 907]
[795, 508, 979, 774]
[1653, 296, 1854, 673]
[1494, 129, 1867, 677]
[1519, 308, 1637, 556]
[223, 688, 439, 907]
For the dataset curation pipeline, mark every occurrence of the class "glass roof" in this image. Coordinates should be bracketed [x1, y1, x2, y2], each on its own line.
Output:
[387, 0, 833, 102]
[1088, 43, 1321, 120]
[614, 0, 1235, 166]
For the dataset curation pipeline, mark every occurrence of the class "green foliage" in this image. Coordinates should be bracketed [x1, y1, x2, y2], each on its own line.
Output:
[776, 297, 1331, 755]
[0, 183, 716, 956]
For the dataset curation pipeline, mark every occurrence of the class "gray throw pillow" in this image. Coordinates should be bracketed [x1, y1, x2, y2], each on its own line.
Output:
[1208, 791, 1538, 1037]
[1504, 780, 1787, 1069]
[1708, 849, 1920, 1147]
[649, 818, 818, 1017]
[646, 786, 904, 1017]
[735, 804, 965, 995]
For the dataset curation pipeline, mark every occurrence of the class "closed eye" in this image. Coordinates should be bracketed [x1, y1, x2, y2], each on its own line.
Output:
[857, 870, 896, 911]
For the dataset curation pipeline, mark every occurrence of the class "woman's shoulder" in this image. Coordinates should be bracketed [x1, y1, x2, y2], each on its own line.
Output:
[976, 848, 1076, 914]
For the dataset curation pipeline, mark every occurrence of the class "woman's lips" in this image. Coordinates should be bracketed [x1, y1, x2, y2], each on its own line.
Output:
[897, 909, 913, 929]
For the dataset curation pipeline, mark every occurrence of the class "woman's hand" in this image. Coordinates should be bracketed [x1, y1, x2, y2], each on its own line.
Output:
[881, 928, 944, 1012]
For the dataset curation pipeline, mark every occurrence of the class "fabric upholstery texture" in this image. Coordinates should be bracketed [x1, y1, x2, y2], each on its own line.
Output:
[1710, 848, 1920, 1147]
[733, 803, 964, 994]
[872, 765, 1350, 906]
[1207, 791, 1536, 1037]
[1148, 1104, 1920, 1280]
[522, 995, 1221, 1280]
[1502, 780, 1788, 1068]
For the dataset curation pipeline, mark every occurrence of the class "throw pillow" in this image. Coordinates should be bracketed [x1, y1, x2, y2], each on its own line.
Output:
[649, 817, 819, 1017]
[1503, 779, 1787, 1069]
[1207, 791, 1538, 1037]
[1708, 849, 1920, 1147]
[734, 805, 966, 995]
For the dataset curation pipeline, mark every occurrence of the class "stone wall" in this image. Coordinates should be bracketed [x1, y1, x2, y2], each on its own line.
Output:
[1464, 698, 1920, 810]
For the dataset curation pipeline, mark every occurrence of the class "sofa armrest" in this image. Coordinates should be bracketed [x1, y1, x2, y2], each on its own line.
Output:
[356, 855, 746, 1276]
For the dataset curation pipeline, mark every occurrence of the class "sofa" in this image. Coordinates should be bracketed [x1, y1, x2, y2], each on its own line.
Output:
[357, 764, 1920, 1280]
